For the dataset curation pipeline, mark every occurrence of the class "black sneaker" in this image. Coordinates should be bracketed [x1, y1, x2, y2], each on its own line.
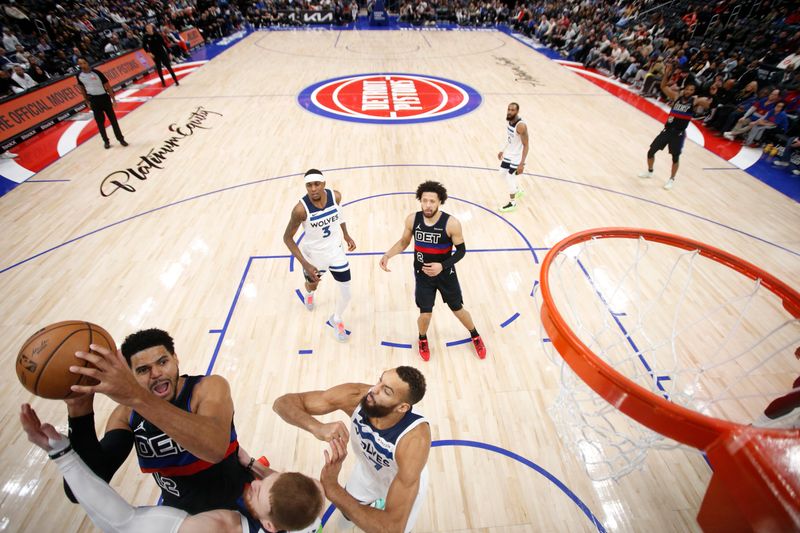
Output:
[103, 141, 110, 149]
[119, 139, 129, 147]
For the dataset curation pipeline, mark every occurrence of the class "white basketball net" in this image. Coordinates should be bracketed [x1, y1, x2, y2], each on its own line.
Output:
[537, 235, 800, 481]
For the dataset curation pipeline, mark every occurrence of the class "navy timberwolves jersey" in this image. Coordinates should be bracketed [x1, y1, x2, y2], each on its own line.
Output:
[412, 211, 453, 273]
[665, 95, 694, 132]
[129, 375, 250, 514]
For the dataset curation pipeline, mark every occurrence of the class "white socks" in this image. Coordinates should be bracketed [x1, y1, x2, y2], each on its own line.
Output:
[501, 168, 519, 195]
[49, 436, 187, 533]
[334, 280, 352, 322]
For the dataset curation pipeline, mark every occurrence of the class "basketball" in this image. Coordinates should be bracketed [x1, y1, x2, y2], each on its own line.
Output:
[15, 321, 116, 400]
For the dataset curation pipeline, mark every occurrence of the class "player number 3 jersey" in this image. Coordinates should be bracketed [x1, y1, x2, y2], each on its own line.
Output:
[300, 189, 344, 252]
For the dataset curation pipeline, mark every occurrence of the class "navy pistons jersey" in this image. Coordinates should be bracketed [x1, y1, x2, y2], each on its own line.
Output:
[300, 189, 343, 253]
[412, 211, 452, 273]
[350, 403, 429, 489]
[129, 375, 250, 514]
[664, 95, 694, 132]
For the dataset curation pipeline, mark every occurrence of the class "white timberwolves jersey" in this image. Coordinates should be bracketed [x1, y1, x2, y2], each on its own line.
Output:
[503, 117, 526, 165]
[300, 189, 343, 252]
[349, 403, 429, 496]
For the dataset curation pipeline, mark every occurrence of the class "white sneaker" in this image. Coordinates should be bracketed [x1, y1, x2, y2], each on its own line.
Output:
[304, 293, 314, 311]
[663, 178, 675, 190]
[638, 170, 653, 179]
[0, 151, 18, 159]
[722, 132, 735, 141]
[329, 315, 349, 342]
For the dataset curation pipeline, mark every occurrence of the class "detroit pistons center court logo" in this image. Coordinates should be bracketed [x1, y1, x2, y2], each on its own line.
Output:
[298, 73, 482, 124]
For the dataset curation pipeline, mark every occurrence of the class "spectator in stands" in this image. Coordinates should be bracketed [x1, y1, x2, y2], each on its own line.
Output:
[743, 101, 789, 146]
[0, 48, 15, 71]
[29, 65, 51, 84]
[104, 35, 121, 58]
[2, 29, 20, 52]
[121, 30, 140, 50]
[12, 44, 29, 70]
[724, 89, 782, 141]
[707, 80, 758, 132]
[10, 64, 36, 93]
[142, 24, 179, 88]
[0, 69, 14, 97]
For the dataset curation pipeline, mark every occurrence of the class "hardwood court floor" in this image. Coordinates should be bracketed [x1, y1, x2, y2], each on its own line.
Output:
[1, 30, 798, 532]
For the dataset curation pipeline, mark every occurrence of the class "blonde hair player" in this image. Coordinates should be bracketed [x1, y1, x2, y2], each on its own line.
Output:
[274, 366, 430, 533]
[497, 102, 529, 213]
[283, 169, 357, 341]
[20, 404, 324, 533]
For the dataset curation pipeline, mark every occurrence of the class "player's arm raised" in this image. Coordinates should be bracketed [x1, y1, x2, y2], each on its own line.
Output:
[283, 202, 319, 279]
[335, 189, 356, 251]
[516, 121, 529, 175]
[380, 213, 414, 272]
[321, 423, 431, 533]
[660, 63, 679, 101]
[273, 382, 369, 442]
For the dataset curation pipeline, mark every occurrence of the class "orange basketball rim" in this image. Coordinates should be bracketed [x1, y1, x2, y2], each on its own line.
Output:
[539, 227, 800, 533]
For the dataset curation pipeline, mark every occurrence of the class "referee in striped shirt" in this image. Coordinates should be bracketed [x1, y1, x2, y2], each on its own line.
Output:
[76, 58, 128, 149]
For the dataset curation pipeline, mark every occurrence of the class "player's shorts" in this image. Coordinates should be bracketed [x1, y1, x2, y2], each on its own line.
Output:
[301, 243, 350, 282]
[414, 268, 463, 312]
[500, 158, 520, 174]
[649, 128, 686, 157]
[345, 461, 428, 533]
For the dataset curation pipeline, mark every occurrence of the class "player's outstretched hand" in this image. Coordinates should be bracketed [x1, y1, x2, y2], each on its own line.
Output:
[313, 420, 349, 443]
[321, 437, 348, 493]
[379, 255, 391, 272]
[20, 403, 55, 452]
[70, 344, 143, 406]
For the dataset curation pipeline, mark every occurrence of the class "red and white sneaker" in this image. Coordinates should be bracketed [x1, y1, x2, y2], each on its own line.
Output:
[304, 293, 314, 311]
[418, 339, 430, 362]
[472, 335, 486, 359]
[329, 315, 349, 342]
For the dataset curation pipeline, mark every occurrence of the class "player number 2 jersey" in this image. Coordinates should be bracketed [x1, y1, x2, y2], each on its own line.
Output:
[300, 189, 343, 252]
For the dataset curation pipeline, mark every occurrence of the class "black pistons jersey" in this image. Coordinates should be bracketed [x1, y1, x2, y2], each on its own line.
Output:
[664, 95, 694, 132]
[129, 375, 250, 514]
[413, 211, 452, 273]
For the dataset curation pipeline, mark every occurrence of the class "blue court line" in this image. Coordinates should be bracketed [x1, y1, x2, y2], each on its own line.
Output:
[381, 341, 413, 349]
[5, 163, 797, 276]
[542, 338, 551, 342]
[702, 167, 740, 171]
[204, 256, 254, 376]
[294, 288, 305, 304]
[446, 337, 472, 347]
[333, 30, 342, 48]
[22, 179, 71, 183]
[421, 32, 433, 48]
[318, 439, 606, 532]
[500, 312, 520, 328]
[530, 279, 540, 297]
[208, 329, 222, 334]
[298, 349, 313, 355]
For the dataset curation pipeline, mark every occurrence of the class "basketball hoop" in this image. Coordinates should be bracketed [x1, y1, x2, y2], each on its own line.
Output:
[538, 228, 800, 532]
